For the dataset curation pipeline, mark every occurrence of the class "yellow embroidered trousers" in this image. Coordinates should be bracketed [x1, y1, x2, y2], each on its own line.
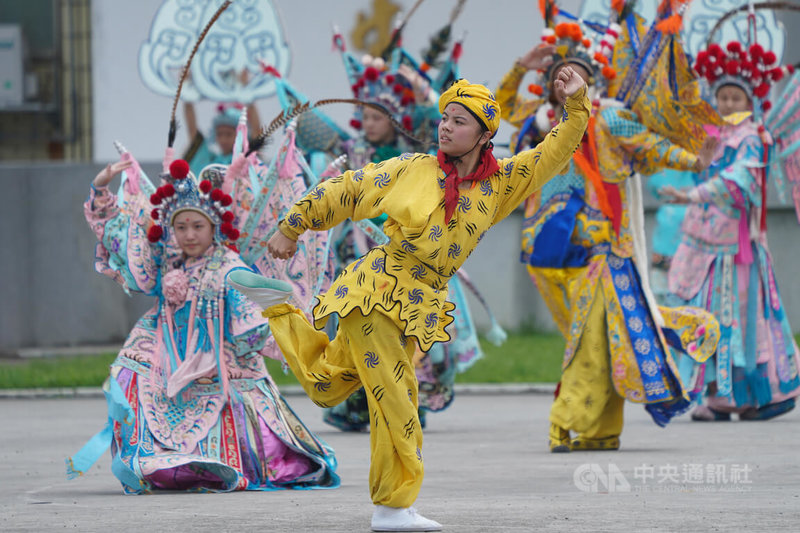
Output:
[549, 287, 625, 439]
[264, 303, 423, 508]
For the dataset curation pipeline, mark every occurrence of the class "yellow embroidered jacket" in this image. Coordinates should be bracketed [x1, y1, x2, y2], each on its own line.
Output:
[278, 88, 591, 350]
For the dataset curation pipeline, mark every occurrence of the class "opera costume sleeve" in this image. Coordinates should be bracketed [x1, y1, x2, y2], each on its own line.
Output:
[689, 134, 763, 210]
[492, 85, 591, 222]
[84, 185, 160, 296]
[277, 154, 415, 240]
[596, 106, 698, 181]
[496, 62, 540, 127]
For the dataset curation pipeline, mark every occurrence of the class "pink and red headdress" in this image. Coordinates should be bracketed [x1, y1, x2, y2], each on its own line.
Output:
[694, 41, 794, 112]
[147, 159, 240, 247]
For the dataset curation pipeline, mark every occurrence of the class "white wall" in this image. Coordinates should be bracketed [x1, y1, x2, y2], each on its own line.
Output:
[92, 0, 584, 163]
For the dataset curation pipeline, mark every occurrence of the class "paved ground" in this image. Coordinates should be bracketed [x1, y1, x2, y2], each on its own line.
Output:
[1, 390, 798, 532]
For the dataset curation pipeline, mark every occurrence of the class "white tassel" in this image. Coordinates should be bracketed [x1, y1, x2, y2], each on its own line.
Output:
[628, 173, 665, 327]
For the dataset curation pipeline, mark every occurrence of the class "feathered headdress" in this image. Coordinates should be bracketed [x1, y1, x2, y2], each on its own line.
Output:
[527, 20, 618, 98]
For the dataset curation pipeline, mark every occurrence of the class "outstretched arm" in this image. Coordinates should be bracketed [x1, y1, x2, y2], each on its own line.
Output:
[493, 67, 590, 222]
[496, 45, 556, 124]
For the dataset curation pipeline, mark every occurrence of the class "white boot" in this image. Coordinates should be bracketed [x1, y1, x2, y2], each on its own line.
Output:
[227, 270, 293, 309]
[371, 505, 442, 532]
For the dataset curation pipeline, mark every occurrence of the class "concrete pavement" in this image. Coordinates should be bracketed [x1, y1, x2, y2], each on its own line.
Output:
[1, 392, 798, 532]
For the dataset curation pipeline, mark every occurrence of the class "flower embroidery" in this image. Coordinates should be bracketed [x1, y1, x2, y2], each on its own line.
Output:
[162, 269, 189, 306]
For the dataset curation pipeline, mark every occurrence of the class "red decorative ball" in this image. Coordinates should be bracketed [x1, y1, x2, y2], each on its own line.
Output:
[228, 228, 240, 241]
[400, 95, 413, 106]
[762, 100, 773, 112]
[220, 222, 234, 235]
[161, 183, 175, 197]
[364, 67, 380, 81]
[725, 61, 740, 76]
[384, 74, 395, 84]
[754, 83, 770, 98]
[222, 211, 235, 223]
[150, 193, 162, 205]
[199, 180, 212, 193]
[770, 67, 784, 82]
[350, 119, 362, 129]
[169, 159, 190, 180]
[210, 189, 224, 202]
[750, 43, 764, 59]
[147, 225, 163, 242]
[726, 41, 742, 54]
[763, 51, 777, 66]
[393, 83, 404, 94]
[151, 208, 160, 220]
[221, 194, 233, 207]
[402, 115, 413, 131]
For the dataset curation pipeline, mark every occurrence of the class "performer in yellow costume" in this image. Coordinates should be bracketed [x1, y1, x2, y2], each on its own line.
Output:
[497, 2, 723, 453]
[230, 70, 589, 532]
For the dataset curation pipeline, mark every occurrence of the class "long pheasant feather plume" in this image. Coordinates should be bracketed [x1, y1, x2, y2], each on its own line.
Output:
[247, 101, 311, 155]
[247, 98, 435, 156]
[422, 0, 467, 68]
[168, 0, 232, 147]
[380, 0, 427, 59]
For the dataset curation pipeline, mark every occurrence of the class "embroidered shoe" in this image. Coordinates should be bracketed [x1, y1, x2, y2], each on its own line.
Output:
[690, 405, 731, 422]
[371, 505, 442, 532]
[739, 398, 796, 421]
[228, 270, 293, 310]
[570, 436, 620, 451]
[549, 423, 571, 453]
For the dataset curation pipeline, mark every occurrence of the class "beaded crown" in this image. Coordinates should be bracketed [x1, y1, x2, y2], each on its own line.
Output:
[147, 159, 240, 246]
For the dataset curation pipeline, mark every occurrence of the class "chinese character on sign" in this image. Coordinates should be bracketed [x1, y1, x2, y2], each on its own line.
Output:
[729, 464, 753, 484]
[682, 463, 704, 484]
[634, 464, 655, 484]
[705, 463, 728, 484]
[658, 464, 680, 484]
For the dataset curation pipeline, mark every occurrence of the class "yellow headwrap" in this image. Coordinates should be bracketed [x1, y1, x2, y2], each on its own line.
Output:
[438, 79, 501, 134]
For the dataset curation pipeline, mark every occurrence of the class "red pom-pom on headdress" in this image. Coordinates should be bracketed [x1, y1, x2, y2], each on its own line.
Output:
[350, 119, 362, 129]
[161, 183, 175, 197]
[221, 194, 233, 207]
[147, 225, 163, 242]
[150, 193, 162, 206]
[227, 228, 240, 241]
[199, 180, 212, 194]
[151, 208, 160, 220]
[222, 211, 235, 223]
[364, 66, 380, 81]
[169, 159, 190, 180]
[210, 189, 224, 202]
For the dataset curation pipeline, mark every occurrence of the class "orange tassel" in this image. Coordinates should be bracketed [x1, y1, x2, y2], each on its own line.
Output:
[655, 13, 683, 34]
[611, 0, 625, 13]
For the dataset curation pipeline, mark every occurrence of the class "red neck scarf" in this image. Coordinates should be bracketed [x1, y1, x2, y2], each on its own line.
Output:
[437, 148, 500, 223]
